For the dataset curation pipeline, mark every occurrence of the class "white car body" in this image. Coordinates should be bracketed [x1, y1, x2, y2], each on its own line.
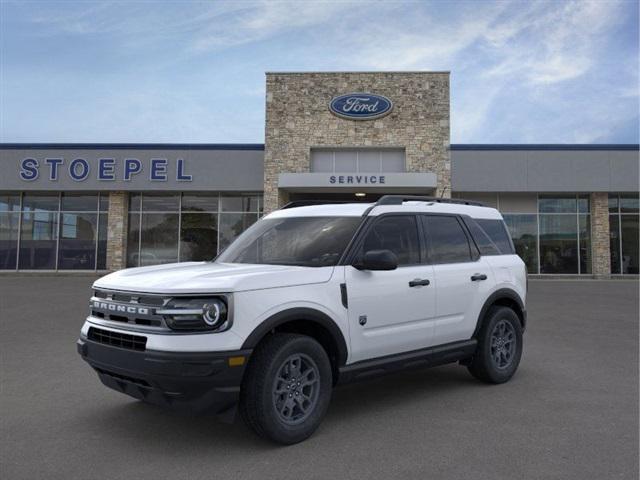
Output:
[81, 200, 526, 364]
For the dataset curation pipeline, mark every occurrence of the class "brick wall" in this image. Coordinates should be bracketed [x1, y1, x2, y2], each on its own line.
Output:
[106, 191, 128, 271]
[264, 72, 450, 212]
[591, 192, 611, 277]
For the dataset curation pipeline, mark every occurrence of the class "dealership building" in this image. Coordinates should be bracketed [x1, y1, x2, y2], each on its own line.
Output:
[0, 72, 638, 276]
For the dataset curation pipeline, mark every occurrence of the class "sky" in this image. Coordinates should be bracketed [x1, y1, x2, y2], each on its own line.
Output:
[0, 0, 638, 144]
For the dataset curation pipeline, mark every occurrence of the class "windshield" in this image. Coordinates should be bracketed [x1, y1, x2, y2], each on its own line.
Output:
[216, 216, 362, 267]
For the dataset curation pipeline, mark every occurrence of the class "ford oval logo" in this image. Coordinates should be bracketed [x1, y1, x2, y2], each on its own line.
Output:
[329, 93, 393, 120]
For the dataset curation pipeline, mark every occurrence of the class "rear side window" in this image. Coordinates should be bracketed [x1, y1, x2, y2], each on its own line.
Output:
[422, 216, 472, 264]
[360, 215, 420, 266]
[463, 218, 501, 256]
[476, 219, 515, 254]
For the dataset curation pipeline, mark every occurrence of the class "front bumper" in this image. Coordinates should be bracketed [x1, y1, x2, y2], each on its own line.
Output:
[77, 337, 252, 417]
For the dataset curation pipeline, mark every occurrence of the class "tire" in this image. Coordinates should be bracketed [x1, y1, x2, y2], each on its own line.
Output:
[467, 306, 523, 384]
[239, 333, 333, 444]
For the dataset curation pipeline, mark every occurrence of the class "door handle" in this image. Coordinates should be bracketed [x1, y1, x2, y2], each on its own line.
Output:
[471, 273, 487, 281]
[409, 278, 430, 287]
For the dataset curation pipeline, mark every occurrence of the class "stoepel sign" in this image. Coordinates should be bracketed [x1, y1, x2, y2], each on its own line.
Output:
[329, 93, 393, 120]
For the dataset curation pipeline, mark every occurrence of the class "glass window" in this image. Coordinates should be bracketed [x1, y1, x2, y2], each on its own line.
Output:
[0, 192, 21, 212]
[0, 212, 19, 269]
[99, 193, 109, 212]
[129, 193, 141, 212]
[577, 195, 590, 214]
[22, 193, 59, 212]
[539, 215, 578, 274]
[423, 215, 471, 264]
[97, 212, 108, 270]
[126, 213, 141, 267]
[503, 214, 538, 274]
[182, 193, 219, 212]
[219, 213, 258, 251]
[220, 194, 260, 213]
[57, 212, 98, 269]
[142, 193, 179, 212]
[180, 213, 218, 261]
[61, 193, 98, 211]
[360, 216, 420, 266]
[218, 216, 361, 267]
[620, 194, 639, 214]
[19, 211, 58, 269]
[139, 213, 179, 266]
[608, 194, 619, 214]
[579, 215, 591, 274]
[464, 219, 500, 256]
[538, 196, 577, 213]
[476, 219, 514, 254]
[620, 215, 639, 274]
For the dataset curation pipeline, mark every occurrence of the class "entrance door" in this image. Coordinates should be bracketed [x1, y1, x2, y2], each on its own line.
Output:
[345, 214, 436, 363]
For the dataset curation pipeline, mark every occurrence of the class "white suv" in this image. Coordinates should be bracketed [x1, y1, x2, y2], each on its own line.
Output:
[78, 195, 527, 444]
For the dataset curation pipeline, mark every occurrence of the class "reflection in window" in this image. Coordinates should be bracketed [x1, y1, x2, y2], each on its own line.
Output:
[609, 194, 639, 274]
[19, 211, 58, 269]
[503, 214, 538, 274]
[0, 212, 19, 269]
[362, 216, 420, 266]
[219, 213, 257, 252]
[180, 213, 218, 261]
[139, 213, 179, 266]
[423, 216, 471, 264]
[58, 213, 98, 270]
[539, 215, 578, 274]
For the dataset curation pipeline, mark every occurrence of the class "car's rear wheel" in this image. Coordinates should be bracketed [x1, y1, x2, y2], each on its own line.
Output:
[239, 333, 332, 444]
[467, 306, 523, 384]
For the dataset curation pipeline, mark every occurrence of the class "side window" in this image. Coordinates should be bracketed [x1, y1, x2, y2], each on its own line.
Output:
[360, 215, 420, 266]
[476, 219, 514, 254]
[422, 215, 473, 264]
[464, 218, 501, 256]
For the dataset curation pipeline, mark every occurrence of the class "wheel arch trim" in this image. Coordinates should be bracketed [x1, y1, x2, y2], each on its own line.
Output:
[473, 288, 526, 338]
[241, 307, 349, 366]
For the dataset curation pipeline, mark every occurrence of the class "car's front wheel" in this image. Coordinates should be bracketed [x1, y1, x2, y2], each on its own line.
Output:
[467, 306, 523, 384]
[239, 333, 332, 444]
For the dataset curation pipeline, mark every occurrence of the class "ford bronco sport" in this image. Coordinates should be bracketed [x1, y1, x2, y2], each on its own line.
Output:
[77, 195, 527, 444]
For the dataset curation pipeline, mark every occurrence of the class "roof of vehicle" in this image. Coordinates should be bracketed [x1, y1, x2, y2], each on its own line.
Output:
[266, 198, 503, 220]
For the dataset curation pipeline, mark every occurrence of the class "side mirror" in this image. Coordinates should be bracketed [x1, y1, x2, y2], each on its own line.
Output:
[354, 249, 398, 271]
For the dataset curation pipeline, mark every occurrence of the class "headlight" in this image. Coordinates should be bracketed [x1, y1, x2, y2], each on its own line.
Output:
[157, 297, 230, 332]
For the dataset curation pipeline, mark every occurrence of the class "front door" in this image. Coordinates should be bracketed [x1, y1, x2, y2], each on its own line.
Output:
[345, 214, 436, 363]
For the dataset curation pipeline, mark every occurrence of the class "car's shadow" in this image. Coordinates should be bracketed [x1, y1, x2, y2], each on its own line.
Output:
[84, 364, 479, 450]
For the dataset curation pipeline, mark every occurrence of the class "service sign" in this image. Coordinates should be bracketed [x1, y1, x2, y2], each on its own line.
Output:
[329, 93, 393, 120]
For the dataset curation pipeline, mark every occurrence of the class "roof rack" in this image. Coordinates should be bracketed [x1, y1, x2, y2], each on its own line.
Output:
[375, 195, 485, 207]
[281, 200, 357, 209]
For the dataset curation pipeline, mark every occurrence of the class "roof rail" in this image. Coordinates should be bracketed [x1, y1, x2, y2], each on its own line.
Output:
[374, 195, 485, 207]
[281, 200, 357, 209]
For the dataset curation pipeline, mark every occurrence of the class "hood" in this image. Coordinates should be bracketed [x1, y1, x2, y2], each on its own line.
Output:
[93, 262, 335, 294]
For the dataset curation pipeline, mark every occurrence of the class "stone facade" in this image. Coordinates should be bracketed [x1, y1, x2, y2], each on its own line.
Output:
[263, 72, 450, 212]
[590, 192, 611, 277]
[106, 191, 129, 271]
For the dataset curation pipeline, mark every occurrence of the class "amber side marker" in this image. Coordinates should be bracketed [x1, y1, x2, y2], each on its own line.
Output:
[228, 356, 246, 367]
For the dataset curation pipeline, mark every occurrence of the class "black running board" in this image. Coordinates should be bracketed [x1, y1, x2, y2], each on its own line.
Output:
[337, 339, 477, 384]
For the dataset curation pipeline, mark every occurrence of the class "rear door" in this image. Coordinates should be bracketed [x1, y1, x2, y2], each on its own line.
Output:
[421, 215, 495, 345]
[345, 214, 436, 363]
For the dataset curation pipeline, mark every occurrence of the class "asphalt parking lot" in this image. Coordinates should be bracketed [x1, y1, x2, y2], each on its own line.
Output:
[1, 277, 638, 480]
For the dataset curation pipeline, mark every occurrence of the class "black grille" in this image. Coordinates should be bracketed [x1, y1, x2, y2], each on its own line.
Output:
[94, 367, 150, 387]
[88, 327, 147, 351]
